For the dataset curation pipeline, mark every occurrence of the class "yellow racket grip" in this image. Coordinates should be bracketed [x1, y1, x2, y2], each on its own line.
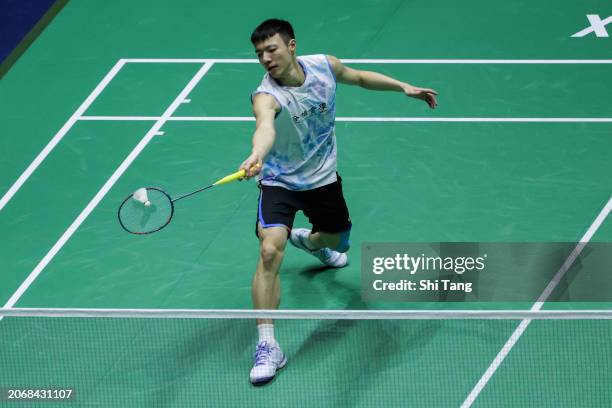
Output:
[212, 170, 246, 186]
[212, 164, 261, 186]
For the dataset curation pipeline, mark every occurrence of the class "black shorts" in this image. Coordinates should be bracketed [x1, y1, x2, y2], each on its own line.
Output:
[256, 176, 352, 237]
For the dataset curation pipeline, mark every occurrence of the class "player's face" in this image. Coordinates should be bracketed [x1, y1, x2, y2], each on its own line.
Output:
[254, 34, 295, 78]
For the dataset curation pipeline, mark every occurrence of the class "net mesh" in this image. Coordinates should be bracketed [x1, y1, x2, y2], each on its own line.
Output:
[118, 188, 173, 234]
[0, 309, 611, 407]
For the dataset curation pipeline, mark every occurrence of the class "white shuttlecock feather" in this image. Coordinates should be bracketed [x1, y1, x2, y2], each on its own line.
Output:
[132, 188, 151, 206]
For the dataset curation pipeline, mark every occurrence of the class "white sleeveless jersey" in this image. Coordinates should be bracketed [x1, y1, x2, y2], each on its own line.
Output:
[252, 54, 337, 191]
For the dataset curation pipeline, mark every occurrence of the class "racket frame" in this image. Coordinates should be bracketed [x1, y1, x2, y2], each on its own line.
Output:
[117, 187, 174, 235]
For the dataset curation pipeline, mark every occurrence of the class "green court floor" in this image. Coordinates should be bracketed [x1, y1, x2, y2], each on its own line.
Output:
[1, 0, 611, 406]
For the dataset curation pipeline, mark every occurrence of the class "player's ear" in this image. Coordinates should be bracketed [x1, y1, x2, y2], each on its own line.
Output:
[288, 39, 296, 54]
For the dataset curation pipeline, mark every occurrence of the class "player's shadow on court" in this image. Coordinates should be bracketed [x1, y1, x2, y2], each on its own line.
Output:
[287, 278, 445, 404]
[300, 264, 338, 275]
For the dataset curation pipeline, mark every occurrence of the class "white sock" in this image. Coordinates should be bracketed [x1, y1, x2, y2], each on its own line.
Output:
[257, 324, 277, 345]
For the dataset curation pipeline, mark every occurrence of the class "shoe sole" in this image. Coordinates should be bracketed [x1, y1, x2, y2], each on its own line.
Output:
[250, 356, 288, 386]
[289, 230, 310, 251]
[291, 231, 349, 268]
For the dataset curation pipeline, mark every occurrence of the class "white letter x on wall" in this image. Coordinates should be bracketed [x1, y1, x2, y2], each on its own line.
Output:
[572, 14, 612, 37]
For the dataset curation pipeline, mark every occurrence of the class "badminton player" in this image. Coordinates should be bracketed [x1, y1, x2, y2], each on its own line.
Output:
[239, 18, 438, 385]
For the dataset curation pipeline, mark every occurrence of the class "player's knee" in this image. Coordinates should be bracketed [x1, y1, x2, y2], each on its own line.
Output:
[260, 241, 284, 265]
[334, 229, 351, 253]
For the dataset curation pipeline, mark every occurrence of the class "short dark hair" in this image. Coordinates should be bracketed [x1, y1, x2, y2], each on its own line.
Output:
[251, 19, 295, 45]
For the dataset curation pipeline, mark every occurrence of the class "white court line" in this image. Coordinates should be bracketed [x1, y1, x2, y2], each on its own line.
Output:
[461, 196, 612, 408]
[123, 58, 612, 64]
[1, 62, 215, 311]
[125, 59, 259, 63]
[79, 116, 612, 123]
[79, 116, 161, 121]
[0, 59, 127, 212]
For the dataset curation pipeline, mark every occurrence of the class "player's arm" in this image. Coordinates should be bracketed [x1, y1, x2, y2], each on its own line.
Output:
[326, 55, 438, 109]
[240, 93, 280, 177]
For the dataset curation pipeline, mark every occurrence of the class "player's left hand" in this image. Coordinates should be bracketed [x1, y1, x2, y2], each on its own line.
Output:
[404, 85, 438, 109]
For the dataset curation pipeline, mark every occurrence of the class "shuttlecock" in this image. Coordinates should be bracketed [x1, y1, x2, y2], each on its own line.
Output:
[132, 188, 149, 206]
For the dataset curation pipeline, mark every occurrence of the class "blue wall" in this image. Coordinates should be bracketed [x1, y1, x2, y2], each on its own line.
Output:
[0, 0, 58, 63]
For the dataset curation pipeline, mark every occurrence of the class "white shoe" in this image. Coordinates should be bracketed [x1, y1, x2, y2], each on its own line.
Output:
[249, 341, 287, 385]
[289, 228, 348, 268]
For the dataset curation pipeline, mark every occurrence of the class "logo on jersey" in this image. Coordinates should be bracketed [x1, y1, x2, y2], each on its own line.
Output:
[292, 103, 328, 123]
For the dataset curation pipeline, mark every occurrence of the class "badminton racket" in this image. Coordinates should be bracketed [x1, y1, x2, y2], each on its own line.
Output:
[118, 166, 258, 235]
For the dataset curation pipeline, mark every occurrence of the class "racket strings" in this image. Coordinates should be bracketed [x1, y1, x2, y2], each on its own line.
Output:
[118, 188, 173, 234]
